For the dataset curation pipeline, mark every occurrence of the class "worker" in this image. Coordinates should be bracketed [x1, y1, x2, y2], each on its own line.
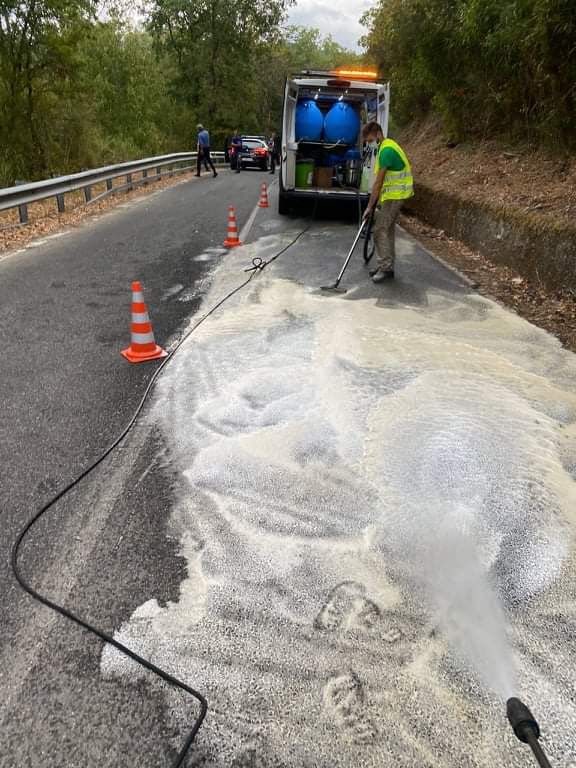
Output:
[231, 130, 243, 173]
[223, 135, 231, 164]
[268, 132, 281, 175]
[196, 124, 218, 178]
[362, 121, 414, 282]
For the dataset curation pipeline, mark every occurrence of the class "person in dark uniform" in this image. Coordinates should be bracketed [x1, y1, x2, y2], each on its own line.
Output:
[196, 124, 218, 178]
[231, 131, 243, 173]
[268, 132, 281, 174]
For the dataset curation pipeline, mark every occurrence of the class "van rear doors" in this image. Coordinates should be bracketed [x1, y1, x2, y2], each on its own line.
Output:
[279, 72, 390, 214]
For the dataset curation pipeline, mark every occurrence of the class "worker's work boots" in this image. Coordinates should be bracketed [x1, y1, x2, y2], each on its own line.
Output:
[371, 269, 394, 283]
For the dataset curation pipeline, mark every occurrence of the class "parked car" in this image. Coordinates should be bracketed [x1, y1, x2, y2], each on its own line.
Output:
[230, 136, 270, 171]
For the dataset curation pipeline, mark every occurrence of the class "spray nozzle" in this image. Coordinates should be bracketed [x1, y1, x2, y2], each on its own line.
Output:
[506, 698, 552, 768]
[507, 697, 540, 742]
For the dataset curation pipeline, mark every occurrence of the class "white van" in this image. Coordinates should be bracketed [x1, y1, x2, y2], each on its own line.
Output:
[279, 69, 390, 214]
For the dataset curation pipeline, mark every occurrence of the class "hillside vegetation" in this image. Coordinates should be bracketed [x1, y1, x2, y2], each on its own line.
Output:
[0, 0, 358, 186]
[3, 0, 573, 187]
[363, 0, 576, 151]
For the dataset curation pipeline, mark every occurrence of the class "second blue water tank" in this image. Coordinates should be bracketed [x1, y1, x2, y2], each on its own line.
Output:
[324, 103, 361, 145]
[295, 100, 324, 142]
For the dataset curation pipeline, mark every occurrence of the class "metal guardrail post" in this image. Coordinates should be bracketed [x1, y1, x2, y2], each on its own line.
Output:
[142, 169, 149, 185]
[126, 173, 133, 190]
[83, 186, 92, 203]
[56, 194, 65, 213]
[15, 181, 28, 224]
[106, 179, 113, 192]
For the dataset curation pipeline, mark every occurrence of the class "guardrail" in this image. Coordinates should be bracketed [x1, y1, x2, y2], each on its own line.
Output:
[0, 152, 228, 224]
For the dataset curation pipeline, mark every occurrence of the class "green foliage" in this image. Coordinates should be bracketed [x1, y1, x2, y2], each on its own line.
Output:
[78, 21, 188, 159]
[146, 0, 291, 140]
[0, 0, 96, 180]
[251, 26, 363, 136]
[363, 0, 576, 149]
[279, 26, 362, 73]
[0, 0, 360, 186]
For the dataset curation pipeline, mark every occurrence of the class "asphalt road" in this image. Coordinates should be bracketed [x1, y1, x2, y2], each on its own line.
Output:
[1, 174, 575, 768]
[0, 169, 266, 766]
[101, 198, 576, 766]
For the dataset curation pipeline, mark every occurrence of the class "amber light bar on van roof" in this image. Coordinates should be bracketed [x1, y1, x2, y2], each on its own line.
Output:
[332, 68, 379, 80]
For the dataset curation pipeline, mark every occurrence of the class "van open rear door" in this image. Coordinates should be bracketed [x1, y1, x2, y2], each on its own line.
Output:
[377, 83, 390, 137]
[281, 79, 298, 194]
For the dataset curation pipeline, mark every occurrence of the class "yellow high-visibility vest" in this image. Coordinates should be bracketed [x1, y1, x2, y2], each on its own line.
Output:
[374, 139, 414, 201]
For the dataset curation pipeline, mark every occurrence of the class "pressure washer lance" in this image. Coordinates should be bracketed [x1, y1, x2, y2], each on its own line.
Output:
[320, 218, 368, 294]
[507, 697, 553, 768]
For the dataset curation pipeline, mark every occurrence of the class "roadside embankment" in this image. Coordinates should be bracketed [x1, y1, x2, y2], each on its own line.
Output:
[405, 184, 576, 293]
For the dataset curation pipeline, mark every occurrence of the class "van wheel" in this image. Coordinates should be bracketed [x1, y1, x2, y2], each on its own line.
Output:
[278, 192, 290, 215]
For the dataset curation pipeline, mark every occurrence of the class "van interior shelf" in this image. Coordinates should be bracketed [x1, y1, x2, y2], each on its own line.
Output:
[297, 140, 353, 148]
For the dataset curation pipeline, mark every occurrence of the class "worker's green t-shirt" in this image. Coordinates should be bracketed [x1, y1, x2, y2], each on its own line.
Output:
[378, 145, 405, 171]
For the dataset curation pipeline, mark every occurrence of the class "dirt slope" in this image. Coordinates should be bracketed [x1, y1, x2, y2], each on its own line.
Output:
[401, 118, 576, 228]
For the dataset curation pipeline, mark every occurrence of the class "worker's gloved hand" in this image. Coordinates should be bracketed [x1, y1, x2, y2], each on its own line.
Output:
[363, 205, 373, 222]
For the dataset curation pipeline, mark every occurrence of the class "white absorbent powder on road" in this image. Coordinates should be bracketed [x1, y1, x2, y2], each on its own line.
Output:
[101, 232, 576, 767]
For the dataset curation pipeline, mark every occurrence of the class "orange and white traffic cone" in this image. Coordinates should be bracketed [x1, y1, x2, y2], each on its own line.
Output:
[223, 205, 242, 248]
[121, 281, 168, 364]
[258, 183, 270, 208]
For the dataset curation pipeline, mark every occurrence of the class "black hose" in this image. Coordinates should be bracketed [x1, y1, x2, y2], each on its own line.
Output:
[526, 732, 553, 768]
[10, 216, 314, 767]
[507, 698, 553, 768]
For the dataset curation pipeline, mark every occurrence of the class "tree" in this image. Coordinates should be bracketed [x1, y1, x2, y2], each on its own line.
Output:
[0, 0, 370, 186]
[0, 0, 95, 180]
[78, 19, 188, 161]
[146, 0, 293, 139]
[255, 26, 364, 134]
[362, 0, 576, 148]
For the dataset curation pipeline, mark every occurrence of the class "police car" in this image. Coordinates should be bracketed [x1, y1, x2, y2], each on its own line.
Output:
[230, 136, 270, 171]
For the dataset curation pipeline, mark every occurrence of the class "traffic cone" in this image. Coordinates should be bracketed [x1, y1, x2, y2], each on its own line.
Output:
[223, 205, 242, 248]
[258, 183, 270, 208]
[121, 281, 168, 364]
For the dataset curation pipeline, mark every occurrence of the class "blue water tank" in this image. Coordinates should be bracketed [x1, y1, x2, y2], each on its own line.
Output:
[324, 102, 361, 145]
[295, 100, 324, 142]
[327, 154, 344, 166]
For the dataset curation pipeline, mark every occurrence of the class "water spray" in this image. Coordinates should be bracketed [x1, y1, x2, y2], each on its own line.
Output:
[507, 698, 553, 768]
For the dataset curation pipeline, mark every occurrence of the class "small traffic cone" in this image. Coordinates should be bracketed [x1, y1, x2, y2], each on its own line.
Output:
[121, 281, 168, 364]
[258, 183, 270, 208]
[223, 205, 242, 248]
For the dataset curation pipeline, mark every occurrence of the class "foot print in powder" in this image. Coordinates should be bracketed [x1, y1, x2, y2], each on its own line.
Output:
[382, 626, 403, 643]
[314, 581, 381, 633]
[323, 672, 377, 744]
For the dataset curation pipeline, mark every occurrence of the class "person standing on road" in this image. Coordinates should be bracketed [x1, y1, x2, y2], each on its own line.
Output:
[362, 122, 413, 283]
[231, 130, 243, 173]
[196, 124, 218, 178]
[268, 132, 281, 175]
[196, 124, 210, 174]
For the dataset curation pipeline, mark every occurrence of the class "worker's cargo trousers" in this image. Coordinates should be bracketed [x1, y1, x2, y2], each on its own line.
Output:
[372, 200, 403, 271]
